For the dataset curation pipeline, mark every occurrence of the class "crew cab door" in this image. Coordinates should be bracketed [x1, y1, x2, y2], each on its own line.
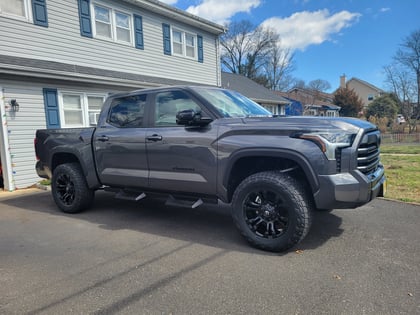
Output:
[94, 93, 149, 188]
[145, 89, 218, 195]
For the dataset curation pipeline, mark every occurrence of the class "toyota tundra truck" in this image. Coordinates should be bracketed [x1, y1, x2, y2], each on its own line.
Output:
[35, 86, 386, 252]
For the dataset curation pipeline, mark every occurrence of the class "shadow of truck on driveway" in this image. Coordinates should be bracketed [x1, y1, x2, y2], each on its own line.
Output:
[1, 190, 343, 254]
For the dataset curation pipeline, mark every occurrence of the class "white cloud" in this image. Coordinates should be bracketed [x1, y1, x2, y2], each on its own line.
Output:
[186, 0, 261, 24]
[159, 0, 178, 5]
[262, 9, 360, 51]
[380, 7, 390, 13]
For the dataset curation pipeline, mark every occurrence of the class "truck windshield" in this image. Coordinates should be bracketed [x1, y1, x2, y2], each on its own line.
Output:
[195, 88, 272, 118]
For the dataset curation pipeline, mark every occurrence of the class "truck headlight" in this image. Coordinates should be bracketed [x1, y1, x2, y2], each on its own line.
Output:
[298, 132, 356, 160]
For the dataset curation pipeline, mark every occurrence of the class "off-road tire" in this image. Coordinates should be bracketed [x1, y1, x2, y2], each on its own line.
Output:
[51, 163, 94, 213]
[231, 171, 313, 252]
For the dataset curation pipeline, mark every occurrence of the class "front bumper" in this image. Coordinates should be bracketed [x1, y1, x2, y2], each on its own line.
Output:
[314, 165, 386, 209]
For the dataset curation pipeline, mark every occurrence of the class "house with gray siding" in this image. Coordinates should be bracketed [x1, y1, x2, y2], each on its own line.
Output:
[0, 0, 225, 191]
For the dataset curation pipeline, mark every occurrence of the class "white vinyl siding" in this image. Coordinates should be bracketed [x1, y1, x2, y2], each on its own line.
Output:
[0, 82, 47, 189]
[0, 0, 219, 86]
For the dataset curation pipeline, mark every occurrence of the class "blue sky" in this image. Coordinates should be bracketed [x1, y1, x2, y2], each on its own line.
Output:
[161, 0, 420, 92]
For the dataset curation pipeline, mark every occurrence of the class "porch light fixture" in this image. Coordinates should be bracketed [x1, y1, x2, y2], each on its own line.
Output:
[10, 99, 19, 112]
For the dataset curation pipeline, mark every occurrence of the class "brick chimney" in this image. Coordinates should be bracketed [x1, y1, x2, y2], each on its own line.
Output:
[340, 74, 346, 88]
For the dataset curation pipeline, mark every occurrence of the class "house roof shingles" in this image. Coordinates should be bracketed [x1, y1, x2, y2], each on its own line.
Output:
[221, 72, 290, 105]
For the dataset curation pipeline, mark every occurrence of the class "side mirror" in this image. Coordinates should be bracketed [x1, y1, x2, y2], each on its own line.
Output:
[176, 109, 212, 126]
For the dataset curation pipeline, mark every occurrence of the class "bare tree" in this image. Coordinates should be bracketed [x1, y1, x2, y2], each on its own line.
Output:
[384, 64, 417, 131]
[307, 79, 331, 92]
[291, 79, 306, 89]
[396, 30, 420, 104]
[220, 20, 254, 74]
[220, 20, 279, 79]
[263, 45, 295, 90]
[384, 29, 420, 131]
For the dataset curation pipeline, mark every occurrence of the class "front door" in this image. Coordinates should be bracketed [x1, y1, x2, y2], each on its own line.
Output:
[94, 93, 149, 188]
[146, 89, 218, 195]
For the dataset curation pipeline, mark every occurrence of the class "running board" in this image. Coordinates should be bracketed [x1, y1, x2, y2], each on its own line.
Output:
[115, 191, 146, 201]
[165, 195, 203, 209]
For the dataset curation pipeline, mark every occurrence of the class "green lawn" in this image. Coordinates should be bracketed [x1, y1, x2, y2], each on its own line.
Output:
[380, 144, 420, 203]
[380, 144, 420, 154]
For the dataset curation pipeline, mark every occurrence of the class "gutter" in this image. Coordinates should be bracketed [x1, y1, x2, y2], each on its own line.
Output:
[122, 0, 226, 35]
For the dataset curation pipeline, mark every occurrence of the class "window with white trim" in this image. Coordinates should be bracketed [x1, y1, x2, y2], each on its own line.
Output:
[172, 28, 196, 59]
[0, 0, 30, 21]
[92, 3, 132, 44]
[59, 92, 106, 128]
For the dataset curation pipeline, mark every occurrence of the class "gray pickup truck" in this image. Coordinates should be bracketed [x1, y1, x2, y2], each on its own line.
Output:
[35, 86, 386, 252]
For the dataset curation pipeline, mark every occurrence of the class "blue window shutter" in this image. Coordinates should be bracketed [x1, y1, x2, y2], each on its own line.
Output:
[134, 14, 144, 50]
[32, 0, 48, 27]
[197, 35, 203, 63]
[78, 0, 92, 38]
[162, 23, 171, 55]
[43, 88, 61, 129]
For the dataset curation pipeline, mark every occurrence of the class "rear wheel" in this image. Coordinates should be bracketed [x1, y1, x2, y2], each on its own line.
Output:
[51, 163, 94, 213]
[231, 171, 313, 252]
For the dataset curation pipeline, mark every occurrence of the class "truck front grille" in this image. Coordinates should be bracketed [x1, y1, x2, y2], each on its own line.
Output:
[357, 131, 381, 175]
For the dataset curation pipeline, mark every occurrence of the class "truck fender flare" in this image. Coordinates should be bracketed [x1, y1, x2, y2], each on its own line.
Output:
[222, 148, 320, 193]
[49, 147, 101, 189]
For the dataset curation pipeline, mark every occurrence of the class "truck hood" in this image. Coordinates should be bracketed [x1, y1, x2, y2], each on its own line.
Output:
[225, 116, 378, 134]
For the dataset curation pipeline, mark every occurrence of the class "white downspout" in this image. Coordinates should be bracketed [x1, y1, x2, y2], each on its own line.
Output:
[0, 88, 15, 191]
[216, 36, 221, 87]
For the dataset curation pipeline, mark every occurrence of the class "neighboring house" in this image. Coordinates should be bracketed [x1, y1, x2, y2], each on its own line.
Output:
[0, 0, 225, 191]
[278, 88, 340, 117]
[221, 72, 290, 115]
[339, 75, 384, 108]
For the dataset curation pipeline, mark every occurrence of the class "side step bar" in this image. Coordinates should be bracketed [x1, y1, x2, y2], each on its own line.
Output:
[112, 189, 206, 209]
[165, 195, 203, 209]
[115, 191, 146, 201]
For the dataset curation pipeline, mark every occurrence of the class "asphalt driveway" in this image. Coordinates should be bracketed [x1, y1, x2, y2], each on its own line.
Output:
[0, 189, 419, 314]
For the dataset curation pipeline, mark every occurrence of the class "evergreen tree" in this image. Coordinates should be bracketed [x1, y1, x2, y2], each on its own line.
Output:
[333, 87, 364, 117]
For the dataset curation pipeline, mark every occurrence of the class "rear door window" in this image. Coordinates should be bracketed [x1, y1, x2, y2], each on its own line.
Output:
[108, 94, 147, 128]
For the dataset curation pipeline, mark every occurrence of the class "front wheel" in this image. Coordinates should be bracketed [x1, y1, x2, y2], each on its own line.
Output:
[51, 163, 94, 213]
[231, 171, 313, 252]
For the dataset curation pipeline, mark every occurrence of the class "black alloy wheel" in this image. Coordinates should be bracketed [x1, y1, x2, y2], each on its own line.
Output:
[243, 190, 290, 239]
[232, 171, 312, 252]
[51, 163, 94, 213]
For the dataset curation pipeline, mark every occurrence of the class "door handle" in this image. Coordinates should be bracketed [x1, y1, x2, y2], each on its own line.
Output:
[97, 135, 109, 142]
[146, 134, 163, 142]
